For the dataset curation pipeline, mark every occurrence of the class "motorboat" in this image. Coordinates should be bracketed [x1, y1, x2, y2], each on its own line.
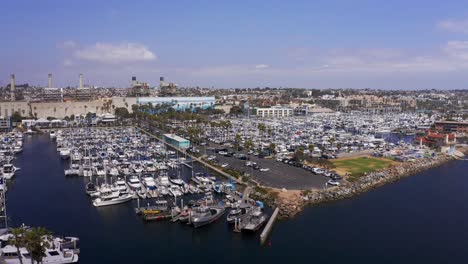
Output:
[64, 163, 80, 176]
[93, 192, 133, 207]
[60, 148, 71, 159]
[2, 164, 17, 180]
[127, 175, 142, 190]
[168, 185, 183, 197]
[190, 206, 225, 228]
[49, 130, 57, 139]
[113, 178, 128, 192]
[169, 178, 185, 186]
[226, 206, 249, 224]
[81, 166, 93, 177]
[142, 175, 157, 190]
[241, 209, 268, 232]
[108, 166, 120, 177]
[0, 236, 79, 264]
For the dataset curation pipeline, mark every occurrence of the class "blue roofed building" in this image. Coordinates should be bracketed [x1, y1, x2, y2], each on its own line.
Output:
[137, 97, 216, 112]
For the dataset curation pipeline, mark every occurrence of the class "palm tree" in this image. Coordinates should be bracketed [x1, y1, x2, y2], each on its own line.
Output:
[9, 227, 26, 264]
[24, 227, 52, 264]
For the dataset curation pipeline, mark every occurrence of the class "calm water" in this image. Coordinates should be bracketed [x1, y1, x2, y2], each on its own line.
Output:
[6, 135, 468, 263]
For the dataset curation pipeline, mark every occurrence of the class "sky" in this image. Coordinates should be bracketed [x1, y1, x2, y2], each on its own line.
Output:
[2, 0, 468, 89]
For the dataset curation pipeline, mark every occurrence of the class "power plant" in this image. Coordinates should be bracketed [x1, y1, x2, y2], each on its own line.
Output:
[10, 74, 15, 101]
[48, 73, 53, 88]
[79, 74, 84, 89]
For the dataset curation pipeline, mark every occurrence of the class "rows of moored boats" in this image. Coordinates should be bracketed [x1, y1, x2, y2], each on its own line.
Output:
[54, 128, 269, 231]
[0, 225, 80, 264]
[0, 132, 22, 181]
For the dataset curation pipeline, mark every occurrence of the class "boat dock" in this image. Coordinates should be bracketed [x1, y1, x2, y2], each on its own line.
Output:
[260, 207, 279, 245]
[138, 126, 243, 185]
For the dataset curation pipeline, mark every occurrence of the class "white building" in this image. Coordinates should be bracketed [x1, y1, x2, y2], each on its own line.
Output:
[255, 106, 293, 118]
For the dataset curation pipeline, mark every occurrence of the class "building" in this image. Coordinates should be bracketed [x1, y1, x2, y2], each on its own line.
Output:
[42, 88, 63, 102]
[137, 97, 215, 111]
[416, 131, 457, 148]
[100, 113, 116, 123]
[159, 77, 178, 96]
[434, 121, 468, 134]
[163, 134, 190, 149]
[129, 77, 151, 97]
[255, 106, 293, 118]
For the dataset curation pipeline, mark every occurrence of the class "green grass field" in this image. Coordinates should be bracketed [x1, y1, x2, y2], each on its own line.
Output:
[331, 156, 394, 182]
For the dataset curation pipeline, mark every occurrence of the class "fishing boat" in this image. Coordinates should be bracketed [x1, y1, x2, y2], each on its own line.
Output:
[190, 206, 225, 228]
[226, 205, 250, 224]
[241, 208, 268, 232]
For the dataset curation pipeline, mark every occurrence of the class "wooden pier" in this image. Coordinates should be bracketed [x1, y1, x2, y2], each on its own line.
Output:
[260, 207, 279, 245]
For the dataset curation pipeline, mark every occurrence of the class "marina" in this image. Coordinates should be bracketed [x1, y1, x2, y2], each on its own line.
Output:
[2, 132, 468, 263]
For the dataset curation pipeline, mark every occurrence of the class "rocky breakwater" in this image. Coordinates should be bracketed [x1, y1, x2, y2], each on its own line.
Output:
[276, 155, 453, 218]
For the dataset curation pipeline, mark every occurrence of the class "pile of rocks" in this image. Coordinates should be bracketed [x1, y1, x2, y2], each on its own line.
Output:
[306, 155, 452, 206]
[275, 155, 453, 218]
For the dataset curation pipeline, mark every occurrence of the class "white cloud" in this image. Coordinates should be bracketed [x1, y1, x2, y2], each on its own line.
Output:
[255, 64, 269, 69]
[437, 19, 468, 34]
[73, 42, 156, 63]
[442, 40, 468, 60]
[63, 59, 73, 66]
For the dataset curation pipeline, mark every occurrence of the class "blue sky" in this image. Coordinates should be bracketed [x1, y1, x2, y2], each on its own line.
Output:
[2, 0, 468, 89]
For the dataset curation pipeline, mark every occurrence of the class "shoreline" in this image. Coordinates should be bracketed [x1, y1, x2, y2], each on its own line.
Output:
[252, 154, 454, 219]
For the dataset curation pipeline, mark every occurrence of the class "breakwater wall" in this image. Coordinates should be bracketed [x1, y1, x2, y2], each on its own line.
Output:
[271, 155, 453, 218]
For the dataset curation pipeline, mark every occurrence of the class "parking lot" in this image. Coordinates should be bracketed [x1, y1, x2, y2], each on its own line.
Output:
[201, 145, 328, 190]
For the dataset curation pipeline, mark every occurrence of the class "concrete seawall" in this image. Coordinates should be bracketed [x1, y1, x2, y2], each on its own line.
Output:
[0, 97, 137, 119]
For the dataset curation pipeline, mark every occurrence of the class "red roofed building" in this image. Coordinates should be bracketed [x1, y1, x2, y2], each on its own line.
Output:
[416, 131, 456, 148]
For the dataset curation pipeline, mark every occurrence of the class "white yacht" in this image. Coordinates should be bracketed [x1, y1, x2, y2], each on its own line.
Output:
[169, 185, 183, 197]
[0, 236, 79, 264]
[49, 130, 57, 140]
[2, 164, 17, 180]
[108, 166, 120, 177]
[169, 178, 185, 186]
[113, 178, 128, 192]
[142, 175, 157, 190]
[93, 192, 133, 207]
[60, 148, 71, 159]
[144, 161, 157, 172]
[81, 166, 93, 177]
[64, 163, 80, 176]
[127, 175, 142, 190]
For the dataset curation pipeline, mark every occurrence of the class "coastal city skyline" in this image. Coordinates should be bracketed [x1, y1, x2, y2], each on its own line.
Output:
[3, 0, 468, 89]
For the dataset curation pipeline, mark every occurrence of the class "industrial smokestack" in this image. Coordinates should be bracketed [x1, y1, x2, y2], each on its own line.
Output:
[10, 74, 15, 101]
[79, 73, 83, 88]
[48, 73, 52, 88]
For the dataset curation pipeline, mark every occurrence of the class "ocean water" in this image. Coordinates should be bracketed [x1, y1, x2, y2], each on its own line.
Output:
[6, 134, 468, 263]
